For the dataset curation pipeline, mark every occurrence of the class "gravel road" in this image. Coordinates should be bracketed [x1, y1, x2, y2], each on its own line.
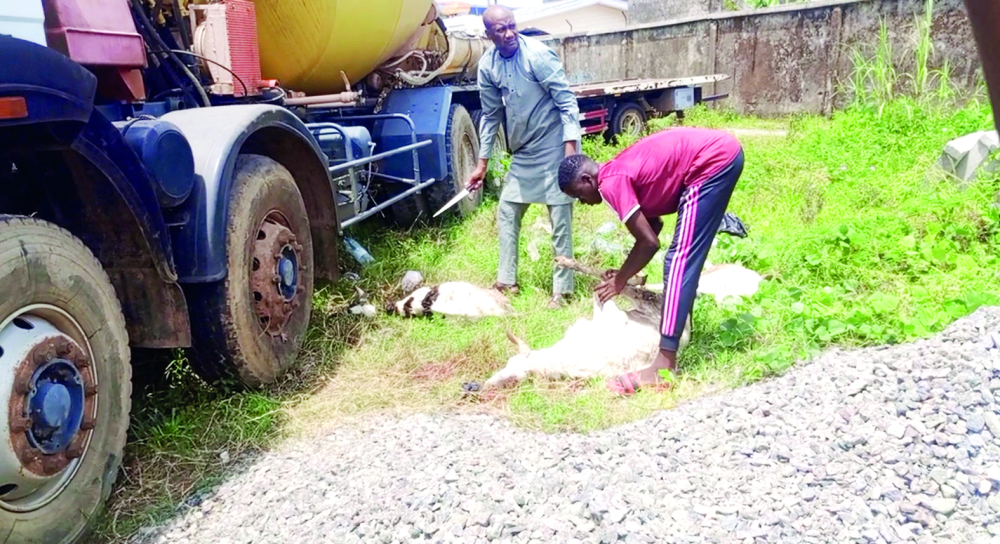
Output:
[134, 307, 1000, 544]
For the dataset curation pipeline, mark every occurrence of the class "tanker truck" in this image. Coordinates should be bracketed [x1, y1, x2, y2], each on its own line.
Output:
[0, 0, 496, 541]
[0, 0, 727, 540]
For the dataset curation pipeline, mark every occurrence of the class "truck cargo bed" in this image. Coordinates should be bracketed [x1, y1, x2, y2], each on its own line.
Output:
[571, 74, 729, 98]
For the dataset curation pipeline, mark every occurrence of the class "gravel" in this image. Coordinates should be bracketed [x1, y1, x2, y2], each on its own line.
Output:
[134, 307, 1000, 544]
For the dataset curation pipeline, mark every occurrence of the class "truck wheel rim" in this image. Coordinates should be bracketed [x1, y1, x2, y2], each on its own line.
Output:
[620, 111, 643, 137]
[460, 133, 476, 187]
[251, 210, 304, 337]
[0, 306, 97, 512]
[458, 127, 478, 208]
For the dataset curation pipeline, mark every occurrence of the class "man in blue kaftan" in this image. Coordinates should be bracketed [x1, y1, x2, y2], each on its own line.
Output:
[466, 4, 582, 308]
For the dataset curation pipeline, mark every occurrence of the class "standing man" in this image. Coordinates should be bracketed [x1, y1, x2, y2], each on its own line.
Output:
[557, 127, 745, 394]
[466, 4, 582, 309]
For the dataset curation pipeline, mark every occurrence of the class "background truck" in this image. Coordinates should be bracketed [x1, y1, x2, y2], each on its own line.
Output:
[0, 0, 726, 541]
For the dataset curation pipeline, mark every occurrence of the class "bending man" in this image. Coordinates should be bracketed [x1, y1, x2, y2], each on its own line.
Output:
[557, 127, 744, 393]
[467, 4, 582, 309]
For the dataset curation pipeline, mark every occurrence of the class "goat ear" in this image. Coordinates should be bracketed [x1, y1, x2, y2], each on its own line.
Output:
[506, 331, 530, 355]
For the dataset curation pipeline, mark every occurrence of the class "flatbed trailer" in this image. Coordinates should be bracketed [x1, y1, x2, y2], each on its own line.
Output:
[572, 73, 731, 139]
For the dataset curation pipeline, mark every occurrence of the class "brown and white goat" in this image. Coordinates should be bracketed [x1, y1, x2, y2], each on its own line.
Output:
[387, 281, 512, 319]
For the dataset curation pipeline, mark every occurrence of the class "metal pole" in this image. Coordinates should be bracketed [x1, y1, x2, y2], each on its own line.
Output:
[328, 140, 432, 174]
[332, 114, 424, 191]
[340, 178, 438, 229]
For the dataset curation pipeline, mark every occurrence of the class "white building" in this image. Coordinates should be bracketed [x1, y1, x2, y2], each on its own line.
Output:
[442, 0, 629, 37]
[514, 0, 629, 36]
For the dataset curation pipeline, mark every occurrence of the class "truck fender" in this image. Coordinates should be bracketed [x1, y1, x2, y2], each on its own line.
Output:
[160, 105, 339, 283]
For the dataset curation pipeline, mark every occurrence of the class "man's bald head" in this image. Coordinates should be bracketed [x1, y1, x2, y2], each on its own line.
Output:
[483, 4, 519, 57]
[483, 4, 514, 25]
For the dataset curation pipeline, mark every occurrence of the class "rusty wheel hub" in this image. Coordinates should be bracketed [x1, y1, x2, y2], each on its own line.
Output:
[9, 335, 96, 477]
[0, 311, 97, 509]
[251, 213, 305, 337]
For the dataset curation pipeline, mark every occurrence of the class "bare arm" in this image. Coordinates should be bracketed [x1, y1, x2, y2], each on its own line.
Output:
[596, 212, 660, 304]
[648, 216, 663, 237]
[618, 213, 661, 287]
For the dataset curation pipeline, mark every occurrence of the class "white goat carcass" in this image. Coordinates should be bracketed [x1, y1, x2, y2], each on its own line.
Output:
[483, 296, 675, 389]
[644, 262, 764, 304]
[388, 281, 512, 319]
[482, 257, 761, 390]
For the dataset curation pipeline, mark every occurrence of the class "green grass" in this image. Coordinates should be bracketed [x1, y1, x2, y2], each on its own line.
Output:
[91, 95, 1000, 544]
[289, 97, 1000, 433]
[87, 350, 285, 541]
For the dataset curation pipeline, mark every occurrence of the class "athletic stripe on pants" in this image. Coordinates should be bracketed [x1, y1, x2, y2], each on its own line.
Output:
[659, 149, 744, 351]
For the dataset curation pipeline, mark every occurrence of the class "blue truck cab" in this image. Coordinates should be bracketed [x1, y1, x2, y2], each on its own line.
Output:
[0, 3, 486, 540]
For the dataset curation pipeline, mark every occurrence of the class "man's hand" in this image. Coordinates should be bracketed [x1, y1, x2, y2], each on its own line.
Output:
[595, 212, 660, 304]
[596, 272, 625, 304]
[466, 159, 489, 191]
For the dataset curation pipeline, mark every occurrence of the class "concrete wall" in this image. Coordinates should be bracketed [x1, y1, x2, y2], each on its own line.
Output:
[628, 0, 722, 26]
[542, 0, 980, 116]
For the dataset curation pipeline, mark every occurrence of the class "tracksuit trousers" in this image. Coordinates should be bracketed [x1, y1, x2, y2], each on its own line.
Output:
[659, 149, 745, 351]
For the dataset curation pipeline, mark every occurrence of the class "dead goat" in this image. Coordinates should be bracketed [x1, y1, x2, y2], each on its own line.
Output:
[348, 286, 377, 318]
[484, 296, 670, 389]
[387, 281, 512, 319]
[482, 258, 692, 390]
[481, 257, 762, 390]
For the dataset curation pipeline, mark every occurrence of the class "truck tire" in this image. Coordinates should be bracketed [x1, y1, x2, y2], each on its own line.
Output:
[471, 109, 509, 158]
[0, 216, 131, 544]
[187, 155, 314, 388]
[391, 104, 481, 226]
[607, 101, 647, 142]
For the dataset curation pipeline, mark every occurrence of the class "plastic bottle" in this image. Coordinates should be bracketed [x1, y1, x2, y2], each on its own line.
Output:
[343, 237, 374, 266]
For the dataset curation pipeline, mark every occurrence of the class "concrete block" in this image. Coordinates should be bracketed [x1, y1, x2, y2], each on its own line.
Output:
[939, 130, 1000, 183]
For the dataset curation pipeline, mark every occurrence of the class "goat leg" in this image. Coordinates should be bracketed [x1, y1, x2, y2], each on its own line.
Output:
[554, 256, 646, 286]
[555, 257, 659, 302]
[555, 256, 662, 322]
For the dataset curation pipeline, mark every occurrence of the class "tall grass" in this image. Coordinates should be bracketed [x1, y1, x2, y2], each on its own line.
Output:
[844, 0, 982, 112]
[728, 0, 810, 10]
[847, 19, 900, 110]
[912, 0, 934, 99]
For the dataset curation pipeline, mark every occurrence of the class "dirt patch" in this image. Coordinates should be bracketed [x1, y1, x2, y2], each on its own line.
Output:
[411, 357, 463, 382]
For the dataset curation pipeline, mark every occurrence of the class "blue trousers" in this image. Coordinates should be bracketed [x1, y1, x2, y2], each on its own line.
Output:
[660, 150, 744, 351]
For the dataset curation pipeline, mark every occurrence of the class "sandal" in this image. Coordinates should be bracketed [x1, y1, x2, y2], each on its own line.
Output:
[493, 282, 520, 295]
[547, 293, 570, 309]
[607, 371, 673, 396]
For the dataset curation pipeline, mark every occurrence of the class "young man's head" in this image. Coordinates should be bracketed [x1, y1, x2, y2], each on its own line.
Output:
[483, 5, 519, 58]
[558, 154, 602, 205]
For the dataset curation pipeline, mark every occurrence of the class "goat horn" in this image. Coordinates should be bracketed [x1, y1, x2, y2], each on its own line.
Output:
[505, 331, 530, 355]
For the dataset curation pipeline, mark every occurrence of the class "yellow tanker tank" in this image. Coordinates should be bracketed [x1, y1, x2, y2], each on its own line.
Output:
[251, 0, 436, 94]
